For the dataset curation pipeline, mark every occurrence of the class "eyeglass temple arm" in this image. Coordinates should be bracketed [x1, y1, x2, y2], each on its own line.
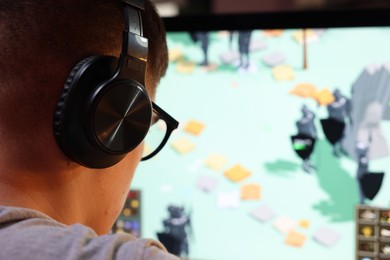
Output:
[140, 103, 179, 161]
[151, 102, 179, 130]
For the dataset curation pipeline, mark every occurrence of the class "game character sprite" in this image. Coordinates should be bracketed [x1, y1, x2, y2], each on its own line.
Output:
[321, 88, 351, 157]
[291, 105, 318, 173]
[356, 141, 385, 204]
[356, 142, 370, 204]
[228, 31, 235, 50]
[189, 31, 209, 66]
[158, 205, 192, 258]
[238, 30, 253, 69]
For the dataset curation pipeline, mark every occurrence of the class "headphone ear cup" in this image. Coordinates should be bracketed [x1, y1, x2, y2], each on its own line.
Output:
[54, 56, 152, 169]
[54, 56, 98, 131]
[53, 56, 123, 168]
[54, 56, 99, 146]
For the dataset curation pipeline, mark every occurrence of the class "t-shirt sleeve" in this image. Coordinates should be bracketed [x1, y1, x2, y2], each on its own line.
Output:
[66, 224, 180, 260]
[115, 238, 180, 260]
[0, 207, 180, 260]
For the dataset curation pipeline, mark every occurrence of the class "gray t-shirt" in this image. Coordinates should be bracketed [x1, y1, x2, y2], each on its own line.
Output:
[0, 206, 179, 260]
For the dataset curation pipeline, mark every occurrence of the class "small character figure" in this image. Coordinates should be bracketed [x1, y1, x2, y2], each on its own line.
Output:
[237, 30, 253, 69]
[356, 142, 370, 204]
[356, 139, 385, 204]
[297, 105, 317, 139]
[328, 89, 351, 123]
[228, 31, 235, 50]
[189, 32, 209, 66]
[292, 105, 317, 173]
[321, 89, 351, 157]
[160, 205, 192, 258]
[226, 30, 253, 70]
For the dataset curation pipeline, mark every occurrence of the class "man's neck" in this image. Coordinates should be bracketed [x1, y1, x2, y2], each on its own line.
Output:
[0, 169, 82, 225]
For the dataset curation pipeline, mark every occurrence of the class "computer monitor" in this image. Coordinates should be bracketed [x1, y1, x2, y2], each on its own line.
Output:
[131, 9, 390, 260]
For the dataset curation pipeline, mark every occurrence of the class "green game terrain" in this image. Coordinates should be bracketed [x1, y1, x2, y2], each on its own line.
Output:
[133, 27, 390, 260]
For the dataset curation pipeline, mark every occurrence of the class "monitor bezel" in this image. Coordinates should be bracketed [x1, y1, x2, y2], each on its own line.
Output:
[163, 8, 390, 31]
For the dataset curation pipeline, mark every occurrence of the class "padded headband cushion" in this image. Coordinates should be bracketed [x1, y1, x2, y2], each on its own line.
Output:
[54, 56, 152, 168]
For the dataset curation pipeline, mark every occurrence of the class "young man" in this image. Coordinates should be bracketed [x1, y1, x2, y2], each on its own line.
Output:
[0, 0, 179, 259]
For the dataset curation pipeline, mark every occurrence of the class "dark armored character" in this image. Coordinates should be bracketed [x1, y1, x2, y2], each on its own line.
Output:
[297, 105, 317, 140]
[238, 30, 253, 69]
[356, 142, 369, 204]
[355, 140, 385, 204]
[161, 205, 192, 258]
[321, 89, 351, 157]
[327, 89, 351, 124]
[189, 31, 209, 66]
[292, 105, 318, 173]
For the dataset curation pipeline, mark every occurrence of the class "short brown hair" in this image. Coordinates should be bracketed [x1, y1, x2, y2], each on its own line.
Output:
[0, 0, 168, 156]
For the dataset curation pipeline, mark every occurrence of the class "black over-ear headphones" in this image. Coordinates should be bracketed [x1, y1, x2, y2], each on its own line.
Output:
[53, 0, 151, 169]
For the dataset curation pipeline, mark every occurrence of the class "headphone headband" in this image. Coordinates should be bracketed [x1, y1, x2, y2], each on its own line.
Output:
[122, 0, 144, 10]
[119, 0, 148, 85]
[123, 0, 143, 35]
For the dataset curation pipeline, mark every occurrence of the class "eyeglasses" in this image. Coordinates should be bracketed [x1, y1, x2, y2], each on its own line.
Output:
[141, 102, 179, 161]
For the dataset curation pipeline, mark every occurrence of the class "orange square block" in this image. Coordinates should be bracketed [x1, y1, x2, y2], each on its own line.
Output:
[171, 137, 195, 154]
[313, 88, 335, 106]
[263, 29, 284, 37]
[184, 120, 205, 136]
[241, 184, 261, 200]
[289, 83, 317, 98]
[285, 230, 306, 247]
[224, 164, 251, 182]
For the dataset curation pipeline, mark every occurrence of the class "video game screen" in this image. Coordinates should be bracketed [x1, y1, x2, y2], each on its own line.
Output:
[129, 18, 390, 260]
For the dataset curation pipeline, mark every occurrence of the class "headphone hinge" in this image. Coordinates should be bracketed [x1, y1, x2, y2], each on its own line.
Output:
[122, 32, 148, 61]
[122, 0, 144, 10]
[118, 54, 146, 85]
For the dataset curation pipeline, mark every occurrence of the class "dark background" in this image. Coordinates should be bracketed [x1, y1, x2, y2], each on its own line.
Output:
[151, 0, 390, 16]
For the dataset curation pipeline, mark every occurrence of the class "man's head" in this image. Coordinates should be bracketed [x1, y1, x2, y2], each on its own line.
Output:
[0, 0, 167, 144]
[0, 0, 168, 234]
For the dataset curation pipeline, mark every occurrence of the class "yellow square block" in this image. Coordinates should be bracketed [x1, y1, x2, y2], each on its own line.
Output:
[241, 184, 261, 200]
[299, 219, 310, 228]
[313, 88, 335, 106]
[171, 137, 195, 154]
[273, 65, 294, 81]
[205, 154, 228, 171]
[169, 48, 183, 62]
[289, 83, 317, 98]
[285, 230, 306, 247]
[176, 60, 195, 74]
[224, 164, 251, 182]
[184, 120, 205, 136]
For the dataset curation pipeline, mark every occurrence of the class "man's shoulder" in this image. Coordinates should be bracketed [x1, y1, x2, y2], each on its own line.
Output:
[0, 206, 179, 260]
